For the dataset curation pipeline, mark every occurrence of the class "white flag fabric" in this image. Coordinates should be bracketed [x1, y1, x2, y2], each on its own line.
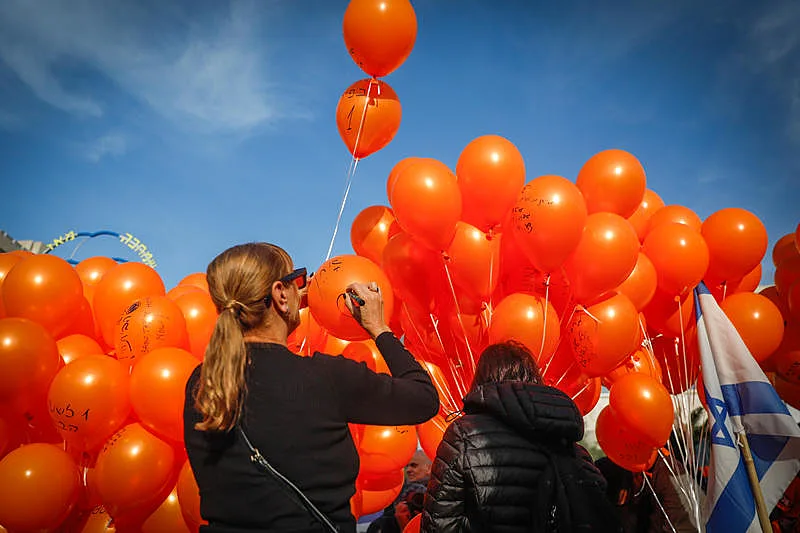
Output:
[696, 282, 800, 532]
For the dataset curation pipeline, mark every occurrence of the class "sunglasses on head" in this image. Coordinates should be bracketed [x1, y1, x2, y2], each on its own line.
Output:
[264, 267, 308, 306]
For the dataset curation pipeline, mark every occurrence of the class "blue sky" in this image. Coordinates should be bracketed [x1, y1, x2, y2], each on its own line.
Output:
[0, 0, 798, 289]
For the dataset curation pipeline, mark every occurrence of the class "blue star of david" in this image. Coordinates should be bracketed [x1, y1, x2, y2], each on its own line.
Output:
[708, 397, 735, 448]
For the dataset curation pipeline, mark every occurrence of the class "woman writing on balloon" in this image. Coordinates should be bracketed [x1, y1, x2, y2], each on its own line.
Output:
[183, 242, 439, 532]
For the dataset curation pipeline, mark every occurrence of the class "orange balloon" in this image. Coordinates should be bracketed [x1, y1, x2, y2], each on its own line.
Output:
[403, 513, 422, 533]
[417, 414, 449, 462]
[343, 341, 390, 374]
[456, 135, 526, 232]
[576, 149, 647, 218]
[705, 263, 763, 302]
[59, 295, 98, 340]
[48, 355, 131, 452]
[702, 208, 768, 282]
[446, 222, 502, 301]
[564, 212, 640, 303]
[343, 0, 417, 77]
[610, 373, 673, 447]
[382, 232, 446, 314]
[595, 407, 658, 472]
[627, 189, 665, 242]
[142, 486, 191, 533]
[0, 443, 81, 531]
[0, 318, 61, 414]
[788, 282, 800, 322]
[177, 273, 208, 293]
[775, 256, 800, 297]
[643, 289, 695, 339]
[76, 257, 119, 289]
[488, 292, 560, 363]
[651, 332, 700, 394]
[567, 293, 640, 377]
[114, 296, 189, 367]
[386, 157, 421, 203]
[93, 263, 165, 346]
[720, 293, 784, 362]
[390, 158, 462, 252]
[177, 460, 204, 531]
[94, 423, 176, 518]
[166, 284, 204, 302]
[775, 347, 800, 386]
[130, 347, 199, 443]
[356, 468, 405, 516]
[776, 375, 800, 410]
[603, 346, 663, 389]
[645, 205, 702, 238]
[572, 378, 602, 416]
[773, 233, 799, 267]
[643, 222, 709, 296]
[510, 175, 588, 273]
[308, 255, 394, 341]
[174, 290, 218, 360]
[2, 254, 84, 337]
[350, 205, 399, 265]
[56, 334, 103, 364]
[615, 252, 658, 311]
[336, 78, 401, 159]
[0, 253, 25, 319]
[358, 425, 417, 477]
[759, 286, 790, 324]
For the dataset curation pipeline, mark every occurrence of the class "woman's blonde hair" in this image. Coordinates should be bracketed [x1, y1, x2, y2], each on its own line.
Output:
[194, 242, 292, 432]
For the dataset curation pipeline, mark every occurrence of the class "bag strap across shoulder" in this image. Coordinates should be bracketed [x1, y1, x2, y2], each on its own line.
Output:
[237, 426, 339, 533]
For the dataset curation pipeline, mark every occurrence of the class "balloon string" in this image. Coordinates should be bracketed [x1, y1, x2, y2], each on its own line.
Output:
[643, 469, 678, 533]
[554, 360, 576, 389]
[442, 260, 477, 374]
[542, 301, 578, 378]
[674, 295, 701, 497]
[324, 79, 375, 262]
[570, 379, 591, 402]
[538, 273, 551, 363]
[428, 312, 468, 401]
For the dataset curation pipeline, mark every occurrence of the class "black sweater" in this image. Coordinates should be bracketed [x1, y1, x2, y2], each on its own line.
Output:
[183, 332, 439, 533]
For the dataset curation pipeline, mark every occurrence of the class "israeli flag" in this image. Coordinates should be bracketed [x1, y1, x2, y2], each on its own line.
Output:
[696, 283, 800, 532]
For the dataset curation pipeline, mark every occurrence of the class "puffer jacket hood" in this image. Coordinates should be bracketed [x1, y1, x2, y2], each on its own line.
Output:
[462, 381, 584, 444]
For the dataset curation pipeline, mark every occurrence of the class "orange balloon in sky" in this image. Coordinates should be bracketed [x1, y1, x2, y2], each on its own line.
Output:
[386, 157, 421, 203]
[141, 486, 191, 533]
[456, 134, 526, 232]
[178, 272, 209, 293]
[390, 159, 462, 252]
[336, 78, 401, 159]
[773, 233, 798, 267]
[645, 205, 702, 237]
[351, 205, 399, 266]
[576, 149, 647, 218]
[177, 460, 205, 531]
[57, 333, 104, 365]
[343, 0, 417, 77]
[76, 257, 118, 289]
[721, 293, 784, 362]
[113, 295, 189, 367]
[3, 254, 84, 337]
[609, 373, 673, 447]
[702, 208, 768, 282]
[0, 318, 61, 413]
[510, 175, 588, 273]
[627, 189, 665, 242]
[173, 290, 218, 360]
[564, 212, 640, 303]
[446, 221, 502, 301]
[615, 252, 658, 311]
[0, 253, 25, 318]
[93, 262, 165, 346]
[358, 425, 417, 477]
[643, 222, 709, 296]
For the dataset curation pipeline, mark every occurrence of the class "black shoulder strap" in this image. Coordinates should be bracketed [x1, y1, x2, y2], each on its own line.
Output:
[238, 427, 339, 533]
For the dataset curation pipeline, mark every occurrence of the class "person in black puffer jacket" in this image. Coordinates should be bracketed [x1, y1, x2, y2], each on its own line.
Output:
[422, 341, 620, 533]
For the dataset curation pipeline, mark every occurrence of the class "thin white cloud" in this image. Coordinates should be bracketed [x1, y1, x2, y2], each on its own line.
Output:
[84, 133, 127, 162]
[0, 0, 298, 134]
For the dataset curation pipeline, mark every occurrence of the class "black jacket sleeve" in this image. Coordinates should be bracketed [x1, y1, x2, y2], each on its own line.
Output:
[329, 332, 439, 426]
[421, 421, 467, 533]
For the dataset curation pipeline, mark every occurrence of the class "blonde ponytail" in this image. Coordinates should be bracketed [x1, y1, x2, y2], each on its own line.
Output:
[192, 243, 292, 432]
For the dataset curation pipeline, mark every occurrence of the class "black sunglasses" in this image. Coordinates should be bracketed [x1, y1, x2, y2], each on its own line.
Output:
[264, 267, 308, 306]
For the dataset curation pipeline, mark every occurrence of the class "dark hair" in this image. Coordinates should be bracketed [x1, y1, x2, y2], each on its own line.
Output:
[470, 341, 543, 392]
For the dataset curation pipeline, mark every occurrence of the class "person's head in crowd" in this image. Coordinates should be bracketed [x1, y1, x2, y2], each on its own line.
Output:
[470, 341, 543, 393]
[405, 450, 432, 484]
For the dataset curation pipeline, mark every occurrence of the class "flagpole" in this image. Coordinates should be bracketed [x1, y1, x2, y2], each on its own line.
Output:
[737, 432, 772, 532]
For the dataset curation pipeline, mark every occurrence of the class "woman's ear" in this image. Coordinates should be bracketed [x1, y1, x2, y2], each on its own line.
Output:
[271, 281, 290, 314]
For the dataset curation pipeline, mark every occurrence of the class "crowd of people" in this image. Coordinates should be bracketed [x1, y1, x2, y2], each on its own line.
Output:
[182, 242, 799, 532]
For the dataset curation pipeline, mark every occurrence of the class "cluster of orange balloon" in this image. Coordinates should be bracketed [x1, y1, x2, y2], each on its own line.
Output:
[336, 0, 417, 159]
[291, 136, 798, 477]
[0, 251, 216, 532]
